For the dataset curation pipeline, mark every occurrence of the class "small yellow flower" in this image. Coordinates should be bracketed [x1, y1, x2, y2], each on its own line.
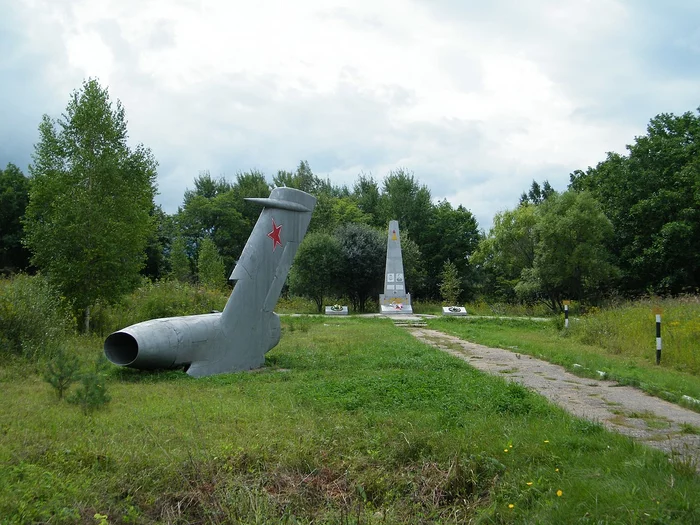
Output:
[526, 482, 533, 486]
[509, 444, 513, 448]
[557, 490, 563, 497]
[555, 468, 559, 472]
[544, 440, 549, 443]
[504, 449, 509, 452]
[508, 504, 514, 509]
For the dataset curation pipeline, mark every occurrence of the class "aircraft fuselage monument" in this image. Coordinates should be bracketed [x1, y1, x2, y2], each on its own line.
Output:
[379, 220, 413, 314]
[104, 187, 316, 377]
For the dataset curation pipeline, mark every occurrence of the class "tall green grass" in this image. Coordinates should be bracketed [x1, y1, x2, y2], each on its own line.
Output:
[0, 274, 74, 361]
[90, 279, 230, 336]
[572, 295, 700, 374]
[1, 318, 698, 523]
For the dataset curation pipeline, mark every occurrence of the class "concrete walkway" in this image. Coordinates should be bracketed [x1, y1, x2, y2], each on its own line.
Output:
[408, 327, 700, 470]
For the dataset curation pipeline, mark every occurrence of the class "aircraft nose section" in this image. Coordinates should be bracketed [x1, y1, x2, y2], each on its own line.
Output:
[104, 331, 139, 366]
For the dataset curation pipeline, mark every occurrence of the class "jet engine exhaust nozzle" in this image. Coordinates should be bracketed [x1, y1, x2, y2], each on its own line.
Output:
[104, 331, 139, 366]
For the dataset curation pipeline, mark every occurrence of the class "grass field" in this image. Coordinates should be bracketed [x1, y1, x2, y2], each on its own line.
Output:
[1, 317, 699, 524]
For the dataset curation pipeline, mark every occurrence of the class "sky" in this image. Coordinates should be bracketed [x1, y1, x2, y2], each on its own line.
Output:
[1, 0, 699, 231]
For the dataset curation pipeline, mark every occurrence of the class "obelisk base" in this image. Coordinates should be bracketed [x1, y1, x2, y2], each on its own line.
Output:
[380, 293, 413, 314]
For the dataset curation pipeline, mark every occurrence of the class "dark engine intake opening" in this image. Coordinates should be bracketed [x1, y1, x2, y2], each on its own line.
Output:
[104, 332, 139, 366]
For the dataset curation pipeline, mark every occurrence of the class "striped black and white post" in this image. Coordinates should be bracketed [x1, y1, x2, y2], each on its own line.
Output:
[655, 312, 662, 365]
[564, 304, 569, 329]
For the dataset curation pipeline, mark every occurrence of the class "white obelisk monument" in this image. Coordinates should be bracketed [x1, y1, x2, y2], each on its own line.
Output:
[379, 220, 413, 314]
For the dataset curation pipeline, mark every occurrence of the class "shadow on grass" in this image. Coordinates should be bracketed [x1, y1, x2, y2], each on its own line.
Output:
[108, 358, 290, 385]
[108, 366, 191, 383]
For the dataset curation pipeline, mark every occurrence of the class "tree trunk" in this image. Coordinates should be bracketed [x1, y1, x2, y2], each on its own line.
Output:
[84, 305, 91, 333]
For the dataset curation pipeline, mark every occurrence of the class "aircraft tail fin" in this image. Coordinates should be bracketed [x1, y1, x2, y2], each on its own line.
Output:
[221, 187, 316, 326]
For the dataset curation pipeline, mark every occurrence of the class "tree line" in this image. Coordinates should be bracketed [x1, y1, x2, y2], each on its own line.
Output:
[1, 78, 698, 328]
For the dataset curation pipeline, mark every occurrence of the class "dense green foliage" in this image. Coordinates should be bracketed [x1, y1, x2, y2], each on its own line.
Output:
[1, 317, 698, 523]
[515, 191, 617, 310]
[569, 109, 700, 295]
[141, 205, 176, 281]
[177, 171, 249, 274]
[477, 191, 616, 310]
[0, 163, 31, 273]
[423, 199, 480, 300]
[197, 236, 226, 289]
[23, 79, 158, 329]
[473, 204, 537, 302]
[335, 223, 386, 311]
[169, 235, 191, 282]
[289, 232, 343, 312]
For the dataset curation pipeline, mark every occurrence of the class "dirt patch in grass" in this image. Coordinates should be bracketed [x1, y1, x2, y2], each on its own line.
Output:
[409, 328, 700, 471]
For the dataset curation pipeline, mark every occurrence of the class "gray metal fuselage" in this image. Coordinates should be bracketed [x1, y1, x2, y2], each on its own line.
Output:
[103, 311, 280, 374]
[104, 187, 315, 377]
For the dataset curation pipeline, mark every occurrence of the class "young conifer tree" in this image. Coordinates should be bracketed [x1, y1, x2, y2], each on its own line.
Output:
[439, 259, 462, 305]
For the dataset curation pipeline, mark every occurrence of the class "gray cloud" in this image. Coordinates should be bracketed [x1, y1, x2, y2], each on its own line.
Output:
[1, 0, 699, 233]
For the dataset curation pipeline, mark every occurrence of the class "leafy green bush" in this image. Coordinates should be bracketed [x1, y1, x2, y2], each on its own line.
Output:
[0, 274, 74, 360]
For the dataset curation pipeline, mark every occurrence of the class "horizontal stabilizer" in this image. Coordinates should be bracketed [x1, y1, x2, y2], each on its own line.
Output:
[245, 197, 313, 213]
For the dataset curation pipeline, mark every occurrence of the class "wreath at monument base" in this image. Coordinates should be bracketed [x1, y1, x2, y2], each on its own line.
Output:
[330, 304, 343, 311]
[448, 306, 462, 313]
[389, 298, 404, 310]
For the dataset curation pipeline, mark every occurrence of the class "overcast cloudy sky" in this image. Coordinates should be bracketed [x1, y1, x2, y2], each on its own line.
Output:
[1, 0, 699, 230]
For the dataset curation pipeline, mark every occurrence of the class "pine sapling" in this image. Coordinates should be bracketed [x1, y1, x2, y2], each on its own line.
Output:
[439, 260, 463, 306]
[43, 347, 80, 400]
[68, 356, 111, 414]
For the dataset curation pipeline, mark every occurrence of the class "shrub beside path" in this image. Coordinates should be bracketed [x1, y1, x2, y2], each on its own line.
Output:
[408, 327, 700, 471]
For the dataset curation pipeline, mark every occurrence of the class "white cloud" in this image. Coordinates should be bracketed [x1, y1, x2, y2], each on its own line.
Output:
[2, 0, 699, 230]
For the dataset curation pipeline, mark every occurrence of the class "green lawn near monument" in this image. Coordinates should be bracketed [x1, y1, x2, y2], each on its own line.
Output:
[1, 317, 698, 523]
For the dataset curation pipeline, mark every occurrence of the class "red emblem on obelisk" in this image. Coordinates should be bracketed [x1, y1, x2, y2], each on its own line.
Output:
[268, 218, 282, 251]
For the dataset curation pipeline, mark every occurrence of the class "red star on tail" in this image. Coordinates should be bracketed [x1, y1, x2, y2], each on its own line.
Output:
[268, 219, 282, 251]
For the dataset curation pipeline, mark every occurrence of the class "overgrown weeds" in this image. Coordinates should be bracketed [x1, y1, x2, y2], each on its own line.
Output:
[0, 274, 73, 361]
[90, 279, 229, 336]
[572, 295, 700, 374]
